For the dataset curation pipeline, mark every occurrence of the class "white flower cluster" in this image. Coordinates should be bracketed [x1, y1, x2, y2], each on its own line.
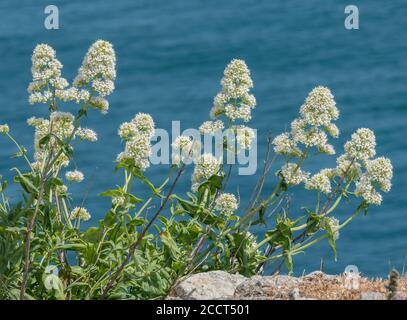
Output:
[171, 135, 201, 165]
[0, 124, 9, 133]
[355, 157, 393, 205]
[56, 184, 68, 195]
[271, 133, 301, 157]
[280, 163, 310, 186]
[273, 86, 339, 157]
[28, 44, 68, 105]
[28, 44, 96, 106]
[76, 128, 98, 142]
[233, 125, 255, 150]
[305, 169, 333, 194]
[191, 153, 220, 191]
[112, 196, 126, 207]
[331, 128, 376, 183]
[28, 41, 116, 113]
[312, 128, 392, 206]
[344, 128, 376, 161]
[210, 59, 256, 123]
[27, 111, 98, 170]
[199, 120, 224, 135]
[117, 113, 155, 170]
[243, 231, 261, 257]
[72, 40, 116, 114]
[27, 113, 74, 168]
[65, 170, 84, 183]
[69, 207, 91, 221]
[215, 193, 238, 216]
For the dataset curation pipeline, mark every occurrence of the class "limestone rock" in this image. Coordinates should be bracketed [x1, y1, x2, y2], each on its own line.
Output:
[234, 275, 301, 298]
[360, 291, 386, 300]
[171, 271, 246, 300]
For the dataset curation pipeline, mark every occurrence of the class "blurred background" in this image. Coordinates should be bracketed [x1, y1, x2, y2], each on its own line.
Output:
[0, 0, 406, 277]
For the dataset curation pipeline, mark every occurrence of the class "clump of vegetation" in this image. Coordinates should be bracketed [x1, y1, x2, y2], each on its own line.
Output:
[0, 40, 393, 299]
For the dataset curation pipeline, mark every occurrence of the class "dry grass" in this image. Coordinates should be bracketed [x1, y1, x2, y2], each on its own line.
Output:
[266, 273, 407, 300]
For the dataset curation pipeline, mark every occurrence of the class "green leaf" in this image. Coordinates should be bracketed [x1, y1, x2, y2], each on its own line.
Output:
[99, 189, 122, 197]
[83, 227, 101, 243]
[324, 220, 337, 261]
[0, 179, 7, 192]
[103, 210, 116, 227]
[284, 251, 293, 274]
[305, 213, 321, 235]
[12, 168, 38, 194]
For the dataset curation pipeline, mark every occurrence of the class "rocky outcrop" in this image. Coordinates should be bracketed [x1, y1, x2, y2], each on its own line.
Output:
[170, 271, 246, 300]
[168, 270, 406, 300]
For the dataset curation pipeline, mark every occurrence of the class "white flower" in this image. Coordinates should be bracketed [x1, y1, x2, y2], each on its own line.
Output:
[172, 136, 201, 165]
[117, 114, 155, 170]
[28, 44, 69, 105]
[112, 196, 126, 207]
[272, 133, 300, 156]
[73, 40, 116, 96]
[355, 175, 382, 205]
[292, 125, 328, 149]
[31, 161, 42, 172]
[89, 96, 109, 114]
[91, 79, 115, 97]
[211, 59, 255, 123]
[243, 231, 260, 257]
[280, 163, 309, 186]
[355, 157, 393, 205]
[76, 128, 97, 142]
[325, 123, 340, 138]
[365, 157, 393, 192]
[172, 135, 193, 151]
[210, 93, 226, 119]
[28, 113, 75, 167]
[234, 125, 255, 150]
[118, 122, 138, 140]
[344, 128, 376, 161]
[132, 113, 155, 138]
[65, 170, 84, 183]
[69, 207, 91, 221]
[225, 104, 252, 122]
[50, 112, 75, 141]
[335, 154, 361, 178]
[215, 193, 238, 216]
[221, 60, 253, 98]
[0, 124, 9, 133]
[55, 87, 90, 103]
[305, 170, 332, 194]
[318, 143, 335, 155]
[28, 91, 53, 105]
[29, 44, 62, 82]
[56, 184, 68, 195]
[199, 120, 224, 135]
[123, 134, 152, 170]
[300, 86, 339, 127]
[50, 111, 74, 123]
[324, 217, 340, 240]
[27, 117, 45, 127]
[191, 153, 220, 187]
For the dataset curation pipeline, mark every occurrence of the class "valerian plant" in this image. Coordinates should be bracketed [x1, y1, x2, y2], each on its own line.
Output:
[0, 41, 393, 300]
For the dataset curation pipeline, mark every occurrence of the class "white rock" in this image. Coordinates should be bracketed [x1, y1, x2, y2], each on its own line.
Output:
[172, 271, 246, 300]
[360, 292, 386, 300]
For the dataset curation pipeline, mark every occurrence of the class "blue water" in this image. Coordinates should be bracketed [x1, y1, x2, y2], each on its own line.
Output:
[0, 0, 406, 277]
